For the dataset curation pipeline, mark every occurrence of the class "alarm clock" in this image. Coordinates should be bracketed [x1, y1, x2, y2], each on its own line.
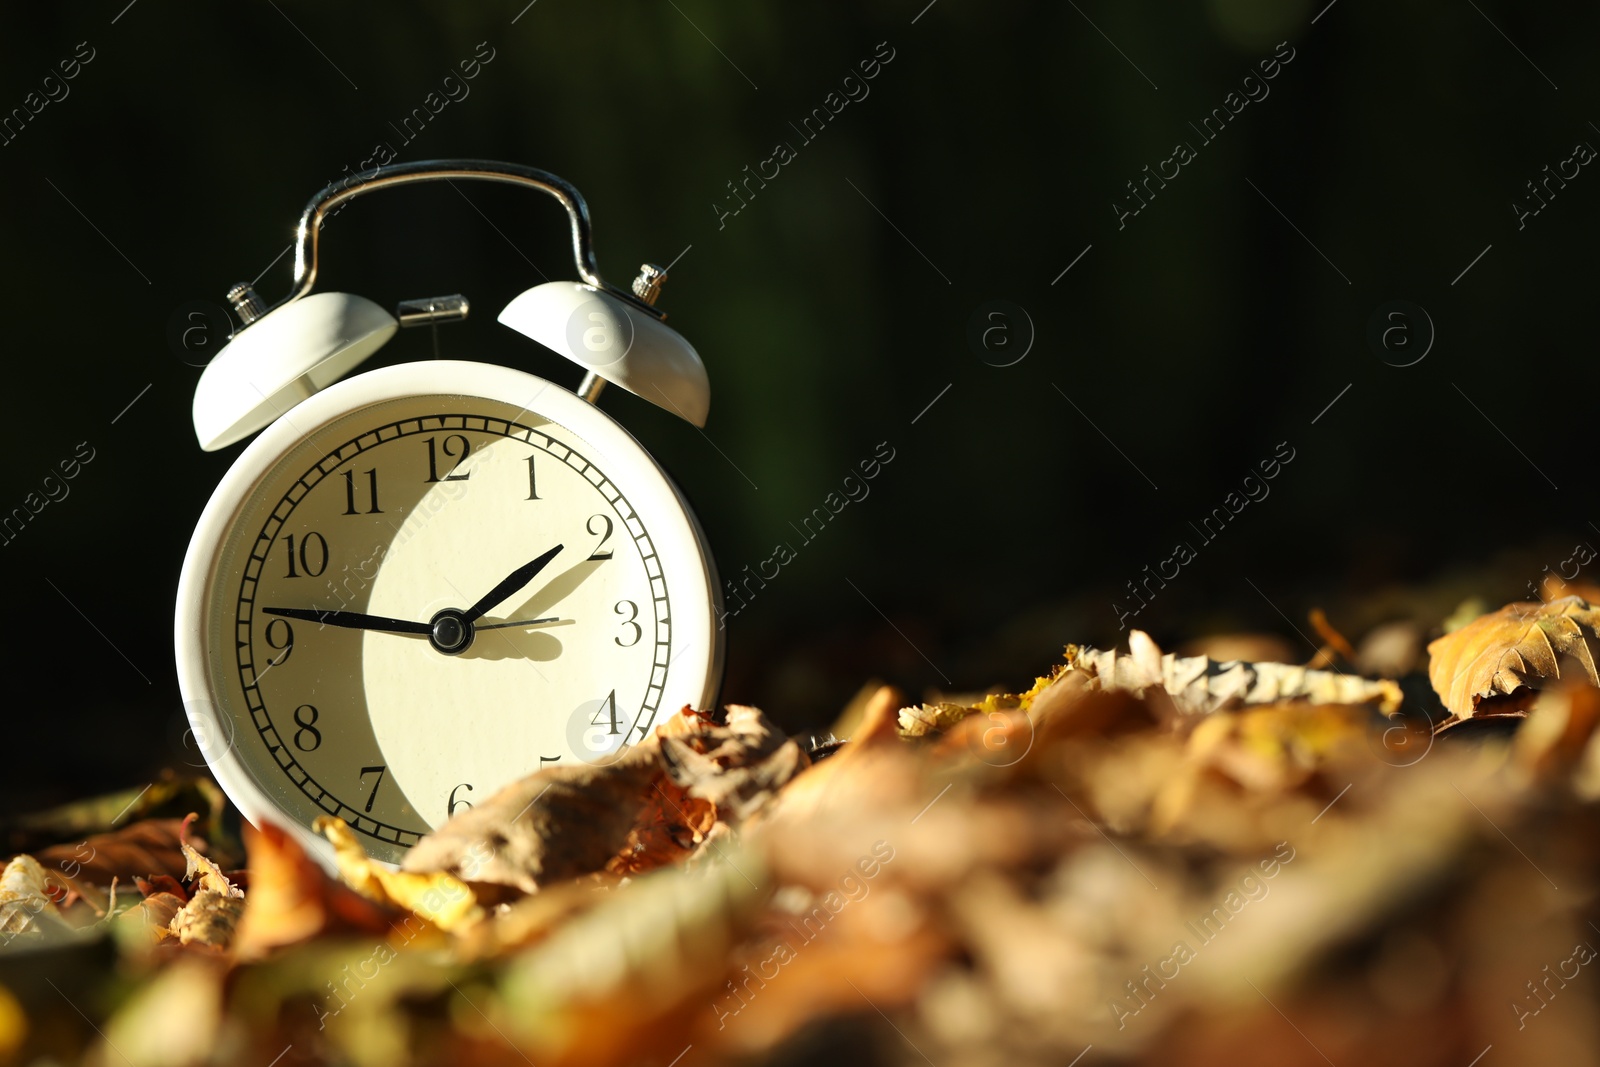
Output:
[175, 161, 723, 865]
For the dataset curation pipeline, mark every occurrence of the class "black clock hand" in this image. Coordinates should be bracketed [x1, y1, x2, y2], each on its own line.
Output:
[261, 606, 431, 635]
[474, 616, 567, 630]
[463, 544, 564, 624]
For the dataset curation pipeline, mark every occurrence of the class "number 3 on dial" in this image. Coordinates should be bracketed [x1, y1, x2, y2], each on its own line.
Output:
[614, 599, 641, 646]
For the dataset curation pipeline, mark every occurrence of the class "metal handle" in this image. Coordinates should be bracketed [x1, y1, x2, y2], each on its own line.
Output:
[274, 159, 653, 315]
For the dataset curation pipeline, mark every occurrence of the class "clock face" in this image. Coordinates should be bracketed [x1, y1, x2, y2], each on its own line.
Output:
[179, 364, 720, 865]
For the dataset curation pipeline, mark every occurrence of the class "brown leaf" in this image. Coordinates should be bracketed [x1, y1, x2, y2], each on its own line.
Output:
[606, 778, 716, 878]
[403, 744, 663, 895]
[34, 819, 190, 895]
[112, 890, 185, 952]
[406, 706, 805, 896]
[659, 704, 807, 822]
[1426, 596, 1600, 721]
[756, 685, 912, 826]
[0, 776, 226, 857]
[1513, 684, 1600, 782]
[232, 822, 399, 960]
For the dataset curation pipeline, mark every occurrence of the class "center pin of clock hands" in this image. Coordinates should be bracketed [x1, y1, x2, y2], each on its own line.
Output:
[262, 543, 566, 656]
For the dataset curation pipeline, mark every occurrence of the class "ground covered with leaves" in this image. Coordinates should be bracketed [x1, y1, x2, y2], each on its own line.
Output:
[7, 588, 1600, 1066]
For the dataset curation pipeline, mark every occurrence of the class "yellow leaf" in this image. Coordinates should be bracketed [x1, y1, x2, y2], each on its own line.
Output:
[314, 817, 482, 933]
[1426, 596, 1600, 721]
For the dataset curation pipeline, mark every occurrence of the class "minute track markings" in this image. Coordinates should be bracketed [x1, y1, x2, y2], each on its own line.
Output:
[231, 409, 672, 845]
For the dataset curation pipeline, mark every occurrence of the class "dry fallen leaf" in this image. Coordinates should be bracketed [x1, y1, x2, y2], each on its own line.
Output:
[0, 855, 65, 938]
[166, 823, 244, 951]
[315, 816, 482, 933]
[35, 819, 191, 897]
[403, 744, 664, 895]
[178, 816, 240, 902]
[169, 890, 243, 951]
[41, 569, 1600, 1067]
[112, 890, 185, 953]
[659, 704, 806, 822]
[407, 706, 804, 897]
[1427, 596, 1600, 722]
[1068, 629, 1403, 715]
[232, 822, 400, 960]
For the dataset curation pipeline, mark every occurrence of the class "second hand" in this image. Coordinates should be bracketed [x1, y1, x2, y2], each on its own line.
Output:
[474, 616, 569, 630]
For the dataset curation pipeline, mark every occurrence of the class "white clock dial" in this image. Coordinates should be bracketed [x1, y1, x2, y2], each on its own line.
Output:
[178, 363, 720, 866]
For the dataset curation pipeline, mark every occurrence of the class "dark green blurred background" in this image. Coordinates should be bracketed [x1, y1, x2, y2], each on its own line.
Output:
[2, 1, 1595, 808]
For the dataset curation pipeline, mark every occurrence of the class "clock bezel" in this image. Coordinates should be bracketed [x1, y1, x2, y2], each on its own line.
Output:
[175, 359, 723, 867]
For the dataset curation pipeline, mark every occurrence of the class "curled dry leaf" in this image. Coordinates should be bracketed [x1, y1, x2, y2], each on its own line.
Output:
[607, 777, 716, 879]
[1427, 596, 1600, 722]
[404, 745, 663, 895]
[0, 776, 226, 857]
[407, 705, 805, 897]
[659, 704, 806, 822]
[179, 827, 240, 901]
[166, 825, 243, 951]
[0, 854, 65, 937]
[1067, 629, 1403, 716]
[169, 890, 243, 951]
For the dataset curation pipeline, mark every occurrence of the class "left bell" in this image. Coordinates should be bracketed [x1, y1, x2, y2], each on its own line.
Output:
[192, 290, 397, 451]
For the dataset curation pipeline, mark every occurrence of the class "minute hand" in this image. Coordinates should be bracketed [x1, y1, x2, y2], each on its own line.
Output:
[261, 606, 431, 635]
[464, 544, 564, 624]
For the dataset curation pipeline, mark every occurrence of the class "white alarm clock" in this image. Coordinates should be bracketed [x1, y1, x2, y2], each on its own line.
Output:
[175, 161, 723, 865]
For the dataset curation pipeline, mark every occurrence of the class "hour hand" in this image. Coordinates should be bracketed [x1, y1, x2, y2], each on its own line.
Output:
[261, 606, 431, 635]
[464, 544, 564, 623]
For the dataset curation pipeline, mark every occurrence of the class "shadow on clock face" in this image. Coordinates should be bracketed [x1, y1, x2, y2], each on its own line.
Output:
[459, 628, 564, 662]
[502, 559, 607, 620]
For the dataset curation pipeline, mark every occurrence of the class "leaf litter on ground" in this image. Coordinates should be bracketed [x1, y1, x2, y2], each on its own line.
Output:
[11, 600, 1600, 1064]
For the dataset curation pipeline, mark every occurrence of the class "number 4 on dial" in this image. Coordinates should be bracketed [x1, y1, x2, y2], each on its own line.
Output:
[591, 689, 620, 736]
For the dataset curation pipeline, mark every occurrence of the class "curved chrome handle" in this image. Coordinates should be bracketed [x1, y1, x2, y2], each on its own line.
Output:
[275, 159, 650, 314]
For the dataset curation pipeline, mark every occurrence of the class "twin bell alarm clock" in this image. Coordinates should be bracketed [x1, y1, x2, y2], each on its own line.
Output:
[175, 160, 723, 865]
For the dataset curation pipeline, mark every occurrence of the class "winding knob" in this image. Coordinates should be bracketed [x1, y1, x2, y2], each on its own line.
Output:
[630, 263, 667, 306]
[225, 283, 269, 327]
